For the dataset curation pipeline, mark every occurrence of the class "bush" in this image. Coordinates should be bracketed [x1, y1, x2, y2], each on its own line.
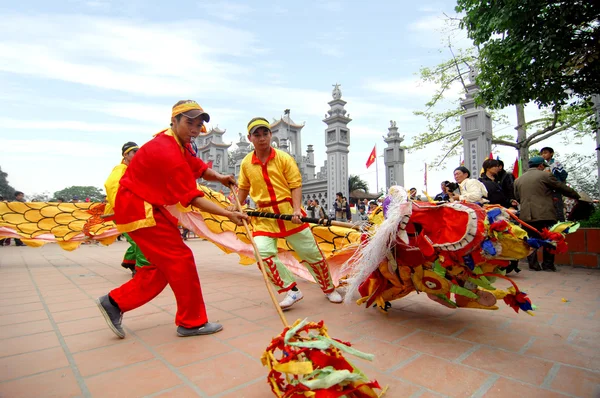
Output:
[579, 207, 600, 228]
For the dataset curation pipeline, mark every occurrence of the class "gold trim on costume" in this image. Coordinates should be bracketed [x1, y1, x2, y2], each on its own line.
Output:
[116, 201, 156, 232]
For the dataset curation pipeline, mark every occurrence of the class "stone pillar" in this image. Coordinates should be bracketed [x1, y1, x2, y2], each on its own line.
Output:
[461, 68, 492, 179]
[383, 120, 405, 189]
[324, 83, 352, 206]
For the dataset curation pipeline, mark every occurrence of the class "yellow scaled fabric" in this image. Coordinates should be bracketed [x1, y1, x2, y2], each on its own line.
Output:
[104, 163, 127, 215]
[188, 185, 361, 267]
[0, 202, 117, 250]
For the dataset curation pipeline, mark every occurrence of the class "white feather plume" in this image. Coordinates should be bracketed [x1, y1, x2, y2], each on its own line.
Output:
[342, 186, 412, 304]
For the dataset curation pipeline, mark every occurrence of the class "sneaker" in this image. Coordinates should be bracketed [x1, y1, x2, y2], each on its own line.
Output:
[96, 295, 125, 339]
[325, 290, 343, 303]
[279, 289, 304, 310]
[177, 322, 223, 337]
[542, 264, 557, 272]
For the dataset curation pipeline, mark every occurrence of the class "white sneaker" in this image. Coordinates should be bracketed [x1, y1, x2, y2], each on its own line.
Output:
[325, 290, 343, 303]
[279, 289, 304, 310]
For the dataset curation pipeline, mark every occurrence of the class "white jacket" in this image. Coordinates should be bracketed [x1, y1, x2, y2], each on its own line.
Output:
[458, 178, 488, 203]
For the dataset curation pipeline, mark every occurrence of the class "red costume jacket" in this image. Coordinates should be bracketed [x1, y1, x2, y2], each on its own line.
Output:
[114, 129, 208, 232]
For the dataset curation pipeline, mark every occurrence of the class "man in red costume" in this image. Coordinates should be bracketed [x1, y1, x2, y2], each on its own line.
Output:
[96, 100, 247, 338]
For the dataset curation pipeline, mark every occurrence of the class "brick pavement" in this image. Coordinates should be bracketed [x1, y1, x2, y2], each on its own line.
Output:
[0, 240, 599, 398]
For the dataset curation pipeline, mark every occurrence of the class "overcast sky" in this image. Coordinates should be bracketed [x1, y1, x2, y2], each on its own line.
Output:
[0, 0, 593, 199]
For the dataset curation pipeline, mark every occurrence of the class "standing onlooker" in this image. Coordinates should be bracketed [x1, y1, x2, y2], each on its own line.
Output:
[11, 191, 26, 246]
[495, 160, 518, 207]
[514, 156, 580, 271]
[540, 147, 568, 221]
[479, 159, 511, 208]
[306, 199, 316, 218]
[333, 193, 348, 222]
[357, 199, 366, 214]
[312, 199, 326, 219]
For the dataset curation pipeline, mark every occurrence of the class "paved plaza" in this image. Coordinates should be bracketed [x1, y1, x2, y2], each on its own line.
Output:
[0, 240, 599, 398]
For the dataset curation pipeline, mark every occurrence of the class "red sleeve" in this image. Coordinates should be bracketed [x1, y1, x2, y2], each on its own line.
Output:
[165, 159, 205, 207]
[185, 150, 209, 179]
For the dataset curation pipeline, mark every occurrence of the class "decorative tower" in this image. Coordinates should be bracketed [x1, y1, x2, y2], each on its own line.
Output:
[383, 120, 405, 188]
[460, 67, 493, 178]
[323, 83, 352, 207]
[269, 109, 305, 160]
[195, 126, 232, 190]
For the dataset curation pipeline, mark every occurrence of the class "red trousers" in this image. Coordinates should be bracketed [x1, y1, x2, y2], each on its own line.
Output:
[109, 207, 208, 328]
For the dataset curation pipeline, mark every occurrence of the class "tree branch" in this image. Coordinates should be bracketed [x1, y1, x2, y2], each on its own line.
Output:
[408, 128, 461, 149]
[491, 139, 518, 148]
[449, 44, 468, 92]
[437, 138, 463, 166]
[522, 110, 559, 144]
[524, 109, 593, 146]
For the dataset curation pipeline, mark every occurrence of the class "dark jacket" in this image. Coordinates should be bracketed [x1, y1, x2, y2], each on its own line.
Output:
[514, 168, 580, 222]
[496, 169, 516, 203]
[479, 174, 510, 207]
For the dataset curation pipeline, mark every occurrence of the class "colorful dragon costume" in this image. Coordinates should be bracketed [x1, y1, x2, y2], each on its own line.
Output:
[0, 185, 577, 317]
[341, 186, 578, 315]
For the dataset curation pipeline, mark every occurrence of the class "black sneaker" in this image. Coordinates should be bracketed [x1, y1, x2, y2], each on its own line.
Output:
[177, 322, 223, 337]
[542, 264, 557, 272]
[96, 295, 125, 338]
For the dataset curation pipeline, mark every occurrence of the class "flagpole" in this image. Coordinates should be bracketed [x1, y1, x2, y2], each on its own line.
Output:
[375, 145, 379, 194]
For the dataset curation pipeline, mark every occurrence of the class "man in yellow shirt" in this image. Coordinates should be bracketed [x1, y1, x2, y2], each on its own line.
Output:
[104, 142, 149, 277]
[233, 117, 342, 309]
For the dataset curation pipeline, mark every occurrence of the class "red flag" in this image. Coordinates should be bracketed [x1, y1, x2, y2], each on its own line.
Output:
[366, 146, 376, 168]
[512, 158, 521, 179]
[489, 152, 494, 159]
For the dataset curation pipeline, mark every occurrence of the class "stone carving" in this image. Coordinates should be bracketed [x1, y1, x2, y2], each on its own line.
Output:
[468, 66, 479, 83]
[332, 83, 342, 100]
[390, 120, 397, 128]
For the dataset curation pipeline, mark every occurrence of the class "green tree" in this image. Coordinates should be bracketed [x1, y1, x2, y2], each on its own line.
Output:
[412, 47, 594, 168]
[0, 166, 16, 199]
[53, 186, 105, 202]
[348, 175, 369, 193]
[455, 0, 600, 109]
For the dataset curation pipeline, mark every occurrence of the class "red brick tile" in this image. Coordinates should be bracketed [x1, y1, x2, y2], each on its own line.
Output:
[550, 365, 600, 397]
[212, 317, 265, 340]
[46, 298, 96, 312]
[483, 377, 569, 398]
[225, 328, 280, 360]
[73, 340, 154, 376]
[505, 320, 572, 340]
[0, 301, 44, 315]
[52, 306, 103, 323]
[351, 337, 418, 371]
[86, 359, 182, 397]
[152, 385, 200, 397]
[566, 230, 586, 252]
[179, 351, 264, 396]
[63, 329, 125, 353]
[57, 316, 109, 337]
[554, 252, 571, 265]
[397, 331, 474, 360]
[0, 319, 53, 339]
[456, 325, 532, 352]
[0, 367, 82, 398]
[401, 317, 471, 336]
[525, 338, 600, 369]
[392, 355, 488, 397]
[571, 253, 599, 268]
[125, 311, 175, 332]
[347, 320, 415, 342]
[0, 331, 60, 358]
[585, 229, 600, 253]
[462, 346, 553, 385]
[154, 336, 233, 367]
[0, 310, 48, 326]
[0, 347, 69, 382]
[217, 380, 276, 398]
